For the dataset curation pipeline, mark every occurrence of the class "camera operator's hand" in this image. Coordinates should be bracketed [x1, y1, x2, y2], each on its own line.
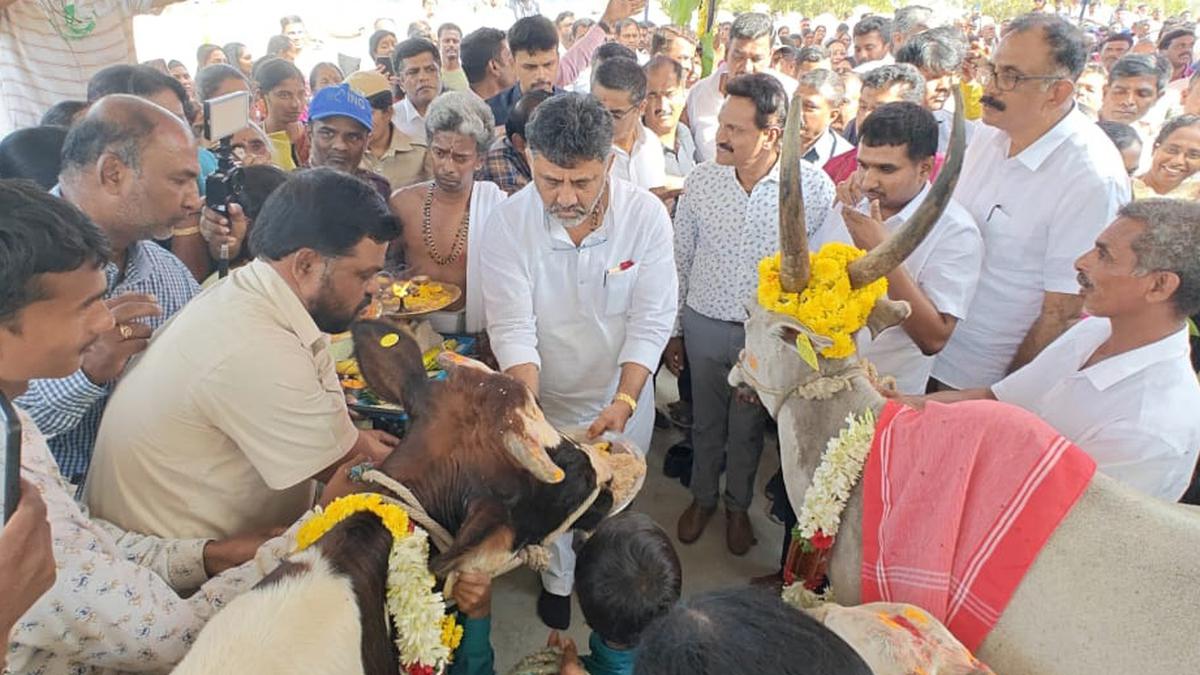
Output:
[81, 293, 161, 385]
[200, 203, 247, 262]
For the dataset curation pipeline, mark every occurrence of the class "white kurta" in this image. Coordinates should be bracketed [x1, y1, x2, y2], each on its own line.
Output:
[481, 178, 678, 454]
[609, 124, 668, 191]
[991, 317, 1200, 500]
[429, 181, 506, 334]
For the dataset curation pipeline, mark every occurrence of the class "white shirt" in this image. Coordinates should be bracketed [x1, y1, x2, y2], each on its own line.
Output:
[932, 107, 1131, 388]
[674, 159, 835, 333]
[611, 124, 668, 190]
[393, 97, 428, 144]
[803, 128, 855, 168]
[685, 65, 799, 163]
[481, 178, 678, 452]
[813, 184, 983, 394]
[991, 317, 1200, 500]
[0, 0, 154, 137]
[931, 108, 979, 155]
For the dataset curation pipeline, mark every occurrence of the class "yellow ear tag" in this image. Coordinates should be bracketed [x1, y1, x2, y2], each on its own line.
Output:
[795, 333, 820, 371]
[379, 333, 400, 348]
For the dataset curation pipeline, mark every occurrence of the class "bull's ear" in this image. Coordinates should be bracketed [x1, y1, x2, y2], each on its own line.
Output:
[351, 320, 430, 415]
[769, 319, 833, 353]
[865, 297, 911, 339]
[430, 498, 515, 579]
[436, 351, 494, 373]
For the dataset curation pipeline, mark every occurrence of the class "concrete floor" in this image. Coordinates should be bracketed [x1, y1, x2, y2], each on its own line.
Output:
[487, 375, 786, 671]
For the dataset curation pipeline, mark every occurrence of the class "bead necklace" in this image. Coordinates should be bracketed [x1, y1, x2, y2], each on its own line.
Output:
[421, 183, 470, 266]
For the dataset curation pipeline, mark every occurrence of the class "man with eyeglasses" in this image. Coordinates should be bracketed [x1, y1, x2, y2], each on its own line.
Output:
[481, 93, 676, 629]
[932, 14, 1130, 392]
[592, 56, 667, 191]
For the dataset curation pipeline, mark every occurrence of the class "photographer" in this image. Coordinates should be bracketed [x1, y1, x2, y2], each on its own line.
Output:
[198, 165, 289, 288]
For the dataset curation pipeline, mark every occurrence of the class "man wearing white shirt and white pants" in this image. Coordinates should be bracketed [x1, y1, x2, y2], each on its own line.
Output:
[684, 12, 798, 162]
[814, 102, 982, 394]
[920, 199, 1200, 501]
[933, 14, 1131, 390]
[592, 56, 668, 191]
[482, 93, 677, 629]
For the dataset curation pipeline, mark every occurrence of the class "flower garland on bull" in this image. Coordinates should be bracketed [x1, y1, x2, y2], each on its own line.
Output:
[295, 493, 464, 675]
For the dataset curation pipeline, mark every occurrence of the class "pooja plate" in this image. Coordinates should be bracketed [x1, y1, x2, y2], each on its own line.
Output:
[381, 280, 462, 319]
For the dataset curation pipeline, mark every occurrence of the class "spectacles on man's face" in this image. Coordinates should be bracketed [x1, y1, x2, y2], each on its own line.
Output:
[980, 62, 1065, 92]
[606, 101, 642, 121]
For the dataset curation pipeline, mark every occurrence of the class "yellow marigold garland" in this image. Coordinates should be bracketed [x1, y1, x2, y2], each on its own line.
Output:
[295, 494, 461, 675]
[757, 243, 889, 359]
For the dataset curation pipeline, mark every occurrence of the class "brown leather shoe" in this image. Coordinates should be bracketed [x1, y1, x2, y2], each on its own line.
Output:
[677, 500, 717, 543]
[726, 509, 757, 556]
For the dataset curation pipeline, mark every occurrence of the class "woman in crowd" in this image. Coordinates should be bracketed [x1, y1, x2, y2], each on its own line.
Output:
[309, 62, 345, 93]
[1133, 114, 1200, 198]
[265, 34, 298, 62]
[196, 43, 227, 70]
[0, 125, 68, 189]
[255, 58, 309, 169]
[168, 59, 195, 100]
[370, 29, 399, 66]
[223, 42, 255, 78]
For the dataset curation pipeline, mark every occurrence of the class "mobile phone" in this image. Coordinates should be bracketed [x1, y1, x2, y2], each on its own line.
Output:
[1, 393, 20, 524]
[375, 56, 394, 76]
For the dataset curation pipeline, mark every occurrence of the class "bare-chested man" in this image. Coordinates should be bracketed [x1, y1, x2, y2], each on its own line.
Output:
[388, 92, 506, 333]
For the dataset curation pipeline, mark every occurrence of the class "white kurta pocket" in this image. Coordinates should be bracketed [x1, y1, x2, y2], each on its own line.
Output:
[604, 269, 636, 316]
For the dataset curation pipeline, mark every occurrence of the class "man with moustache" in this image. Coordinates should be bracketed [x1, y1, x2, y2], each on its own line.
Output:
[392, 38, 444, 143]
[389, 92, 506, 334]
[669, 74, 835, 557]
[307, 83, 392, 200]
[1098, 54, 1169, 173]
[932, 13, 1130, 391]
[85, 169, 401, 540]
[644, 55, 698, 179]
[439, 23, 470, 92]
[916, 200, 1200, 502]
[482, 93, 677, 628]
[16, 95, 202, 486]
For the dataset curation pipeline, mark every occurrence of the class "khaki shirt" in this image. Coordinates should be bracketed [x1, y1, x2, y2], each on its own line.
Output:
[85, 260, 358, 539]
[361, 122, 430, 192]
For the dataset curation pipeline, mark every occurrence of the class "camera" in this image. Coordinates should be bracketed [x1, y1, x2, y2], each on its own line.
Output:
[203, 90, 252, 216]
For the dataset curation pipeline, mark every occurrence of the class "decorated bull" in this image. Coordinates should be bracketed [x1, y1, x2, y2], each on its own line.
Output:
[730, 89, 1200, 674]
[174, 322, 646, 675]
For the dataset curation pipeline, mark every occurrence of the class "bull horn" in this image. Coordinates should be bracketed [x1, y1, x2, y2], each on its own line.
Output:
[779, 90, 809, 293]
[503, 431, 565, 484]
[846, 86, 967, 289]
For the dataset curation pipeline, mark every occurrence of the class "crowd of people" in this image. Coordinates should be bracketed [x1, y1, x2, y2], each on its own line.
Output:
[2, 0, 1200, 673]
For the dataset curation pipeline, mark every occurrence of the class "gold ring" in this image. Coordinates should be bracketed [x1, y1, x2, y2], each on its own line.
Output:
[118, 324, 133, 340]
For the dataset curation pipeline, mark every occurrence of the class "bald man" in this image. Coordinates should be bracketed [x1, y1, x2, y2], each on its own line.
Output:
[17, 94, 204, 485]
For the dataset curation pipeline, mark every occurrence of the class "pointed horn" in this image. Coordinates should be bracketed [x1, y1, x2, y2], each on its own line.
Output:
[779, 90, 809, 293]
[503, 431, 565, 484]
[847, 86, 967, 289]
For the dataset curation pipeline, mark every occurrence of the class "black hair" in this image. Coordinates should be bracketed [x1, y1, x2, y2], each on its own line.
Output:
[1006, 13, 1088, 79]
[369, 30, 398, 58]
[650, 25, 695, 57]
[308, 62, 344, 91]
[592, 56, 647, 104]
[796, 46, 827, 63]
[730, 12, 773, 42]
[633, 588, 873, 675]
[525, 92, 613, 168]
[860, 63, 926, 102]
[196, 64, 249, 103]
[859, 101, 939, 161]
[167, 59, 186, 72]
[407, 21, 431, 39]
[266, 34, 294, 58]
[61, 98, 157, 174]
[644, 55, 684, 86]
[725, 72, 788, 130]
[86, 64, 188, 110]
[392, 38, 441, 73]
[366, 90, 395, 112]
[235, 164, 288, 263]
[1097, 120, 1142, 151]
[594, 42, 638, 64]
[853, 15, 893, 45]
[1158, 28, 1195, 51]
[575, 512, 682, 647]
[40, 100, 88, 128]
[555, 11, 574, 25]
[254, 57, 305, 94]
[1108, 53, 1169, 94]
[0, 178, 110, 326]
[196, 43, 223, 68]
[508, 15, 559, 56]
[438, 23, 462, 40]
[1101, 33, 1135, 48]
[279, 15, 303, 30]
[461, 27, 507, 84]
[1153, 113, 1200, 147]
[506, 88, 553, 141]
[894, 26, 965, 76]
[223, 42, 248, 66]
[0, 126, 69, 190]
[250, 167, 400, 261]
[613, 17, 639, 36]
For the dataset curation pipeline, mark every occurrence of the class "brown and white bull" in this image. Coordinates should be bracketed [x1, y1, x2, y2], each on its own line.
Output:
[174, 323, 645, 675]
[730, 90, 1200, 674]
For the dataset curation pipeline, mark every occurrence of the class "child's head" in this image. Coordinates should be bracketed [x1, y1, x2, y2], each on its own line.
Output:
[575, 511, 682, 647]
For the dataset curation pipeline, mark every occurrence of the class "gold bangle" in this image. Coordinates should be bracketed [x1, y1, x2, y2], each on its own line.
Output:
[614, 392, 638, 413]
[173, 226, 202, 236]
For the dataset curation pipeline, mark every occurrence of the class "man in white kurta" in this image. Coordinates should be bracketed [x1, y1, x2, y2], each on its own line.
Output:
[481, 93, 676, 628]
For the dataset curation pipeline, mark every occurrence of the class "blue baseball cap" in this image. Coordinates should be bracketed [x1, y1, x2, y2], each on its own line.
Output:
[308, 83, 373, 132]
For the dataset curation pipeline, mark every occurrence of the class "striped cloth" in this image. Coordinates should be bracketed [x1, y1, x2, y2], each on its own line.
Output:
[860, 399, 1096, 650]
[0, 0, 155, 137]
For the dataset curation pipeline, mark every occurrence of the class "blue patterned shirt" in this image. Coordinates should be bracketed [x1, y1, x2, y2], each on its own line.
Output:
[16, 239, 199, 485]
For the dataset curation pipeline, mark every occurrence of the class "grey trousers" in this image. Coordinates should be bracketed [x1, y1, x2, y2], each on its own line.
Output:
[682, 306, 767, 512]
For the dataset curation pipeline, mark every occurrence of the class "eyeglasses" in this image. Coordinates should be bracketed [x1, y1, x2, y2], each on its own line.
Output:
[980, 62, 1066, 92]
[606, 102, 642, 121]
